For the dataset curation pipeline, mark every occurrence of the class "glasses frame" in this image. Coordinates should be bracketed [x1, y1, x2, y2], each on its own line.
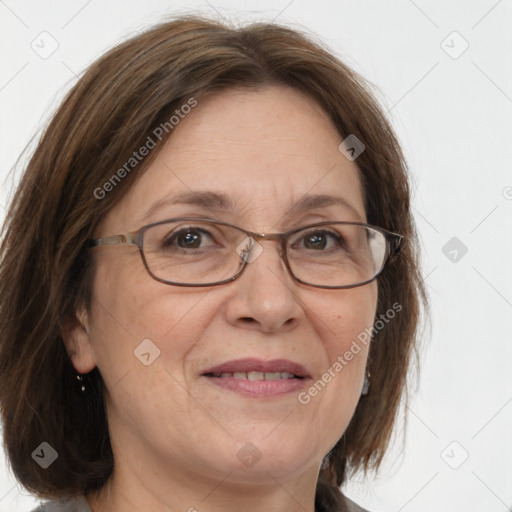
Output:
[89, 217, 403, 289]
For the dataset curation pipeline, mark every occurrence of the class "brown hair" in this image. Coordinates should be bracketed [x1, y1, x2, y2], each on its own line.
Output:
[0, 14, 426, 510]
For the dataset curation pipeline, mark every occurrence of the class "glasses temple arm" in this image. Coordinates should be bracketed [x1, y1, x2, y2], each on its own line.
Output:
[89, 233, 139, 247]
[390, 234, 404, 257]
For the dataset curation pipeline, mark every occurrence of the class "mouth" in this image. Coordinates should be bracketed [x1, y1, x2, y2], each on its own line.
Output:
[202, 358, 311, 397]
[205, 371, 302, 380]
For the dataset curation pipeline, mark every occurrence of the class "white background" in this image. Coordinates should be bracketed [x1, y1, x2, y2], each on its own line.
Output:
[1, 1, 511, 511]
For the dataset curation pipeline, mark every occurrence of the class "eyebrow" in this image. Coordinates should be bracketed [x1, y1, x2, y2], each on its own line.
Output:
[139, 190, 364, 224]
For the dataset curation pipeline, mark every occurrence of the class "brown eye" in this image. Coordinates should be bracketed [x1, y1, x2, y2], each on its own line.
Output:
[176, 230, 202, 248]
[303, 232, 328, 250]
[295, 230, 345, 251]
[163, 228, 214, 250]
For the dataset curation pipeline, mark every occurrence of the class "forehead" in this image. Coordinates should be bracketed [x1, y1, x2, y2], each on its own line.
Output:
[102, 86, 366, 232]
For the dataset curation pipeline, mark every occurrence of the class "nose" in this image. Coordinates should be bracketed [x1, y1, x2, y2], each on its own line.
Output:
[224, 238, 304, 333]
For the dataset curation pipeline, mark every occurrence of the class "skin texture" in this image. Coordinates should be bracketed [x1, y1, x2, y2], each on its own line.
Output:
[62, 85, 378, 512]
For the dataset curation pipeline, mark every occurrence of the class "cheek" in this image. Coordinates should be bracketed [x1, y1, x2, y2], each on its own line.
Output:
[328, 285, 377, 388]
[297, 284, 377, 435]
[87, 260, 218, 432]
[87, 254, 210, 380]
[320, 283, 378, 353]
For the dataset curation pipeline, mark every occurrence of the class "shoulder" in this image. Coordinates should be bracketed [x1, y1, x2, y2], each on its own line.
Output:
[341, 494, 372, 512]
[316, 481, 371, 512]
[31, 496, 92, 512]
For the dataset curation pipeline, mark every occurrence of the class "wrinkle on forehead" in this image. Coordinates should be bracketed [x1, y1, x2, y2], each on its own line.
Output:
[99, 85, 366, 234]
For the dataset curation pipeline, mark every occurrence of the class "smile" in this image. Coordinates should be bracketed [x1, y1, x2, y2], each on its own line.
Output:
[202, 359, 311, 397]
[208, 371, 300, 380]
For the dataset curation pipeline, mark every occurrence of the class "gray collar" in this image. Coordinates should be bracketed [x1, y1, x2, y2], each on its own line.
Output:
[32, 496, 92, 512]
[34, 493, 368, 512]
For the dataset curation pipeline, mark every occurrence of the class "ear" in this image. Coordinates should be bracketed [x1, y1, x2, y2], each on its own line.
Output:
[61, 306, 97, 374]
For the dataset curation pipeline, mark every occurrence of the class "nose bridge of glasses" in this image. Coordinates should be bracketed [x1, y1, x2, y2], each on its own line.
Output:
[242, 232, 286, 259]
[233, 231, 286, 268]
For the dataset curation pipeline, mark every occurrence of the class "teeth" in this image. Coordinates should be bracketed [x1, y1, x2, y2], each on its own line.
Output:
[214, 371, 297, 380]
[247, 372, 265, 381]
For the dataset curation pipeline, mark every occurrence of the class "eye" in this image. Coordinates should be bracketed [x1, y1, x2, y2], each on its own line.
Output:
[163, 227, 215, 250]
[294, 230, 345, 251]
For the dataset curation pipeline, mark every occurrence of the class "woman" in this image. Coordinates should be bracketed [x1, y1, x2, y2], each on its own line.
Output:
[0, 15, 425, 512]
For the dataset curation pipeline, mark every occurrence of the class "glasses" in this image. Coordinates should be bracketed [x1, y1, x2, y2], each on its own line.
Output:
[89, 217, 403, 289]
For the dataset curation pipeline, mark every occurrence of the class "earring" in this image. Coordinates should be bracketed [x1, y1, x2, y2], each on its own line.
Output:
[361, 371, 370, 395]
[320, 451, 331, 470]
[76, 373, 86, 392]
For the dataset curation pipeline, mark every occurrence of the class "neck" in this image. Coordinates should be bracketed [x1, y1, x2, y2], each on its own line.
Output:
[88, 461, 320, 512]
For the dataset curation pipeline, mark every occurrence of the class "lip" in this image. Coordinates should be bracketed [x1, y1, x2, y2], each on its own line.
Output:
[202, 358, 311, 398]
[202, 358, 311, 378]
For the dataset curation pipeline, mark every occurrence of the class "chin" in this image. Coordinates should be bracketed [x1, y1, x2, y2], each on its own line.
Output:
[224, 455, 318, 484]
[203, 434, 322, 483]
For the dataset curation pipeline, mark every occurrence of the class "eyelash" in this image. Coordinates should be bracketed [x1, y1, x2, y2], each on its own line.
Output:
[161, 226, 347, 252]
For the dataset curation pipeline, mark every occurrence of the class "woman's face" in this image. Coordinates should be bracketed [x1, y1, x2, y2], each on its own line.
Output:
[67, 85, 377, 485]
